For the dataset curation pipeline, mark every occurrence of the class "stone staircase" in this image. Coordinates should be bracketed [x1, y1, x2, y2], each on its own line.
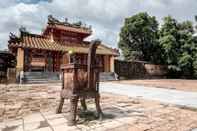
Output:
[22, 72, 117, 84]
[99, 72, 118, 81]
[23, 72, 60, 84]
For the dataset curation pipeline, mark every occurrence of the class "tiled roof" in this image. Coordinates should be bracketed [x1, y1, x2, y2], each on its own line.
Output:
[8, 35, 119, 56]
[49, 24, 92, 35]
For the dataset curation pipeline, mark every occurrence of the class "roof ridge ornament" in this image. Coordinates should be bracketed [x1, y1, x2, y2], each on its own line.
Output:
[19, 26, 30, 37]
[9, 32, 21, 43]
[48, 14, 70, 26]
[47, 15, 92, 31]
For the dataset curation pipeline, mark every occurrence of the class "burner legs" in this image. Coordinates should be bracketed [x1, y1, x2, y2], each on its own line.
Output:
[56, 98, 64, 113]
[68, 95, 79, 126]
[80, 98, 87, 111]
[95, 94, 103, 120]
[56, 94, 103, 126]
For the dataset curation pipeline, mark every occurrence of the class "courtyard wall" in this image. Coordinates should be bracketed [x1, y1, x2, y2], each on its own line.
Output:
[114, 60, 168, 79]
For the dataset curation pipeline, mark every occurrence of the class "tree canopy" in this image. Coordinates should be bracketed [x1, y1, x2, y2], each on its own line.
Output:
[118, 12, 160, 63]
[119, 12, 197, 78]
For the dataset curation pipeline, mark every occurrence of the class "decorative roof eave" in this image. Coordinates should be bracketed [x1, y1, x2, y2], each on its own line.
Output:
[8, 41, 119, 56]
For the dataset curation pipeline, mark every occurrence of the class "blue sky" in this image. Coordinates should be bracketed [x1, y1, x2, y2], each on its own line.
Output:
[0, 0, 197, 50]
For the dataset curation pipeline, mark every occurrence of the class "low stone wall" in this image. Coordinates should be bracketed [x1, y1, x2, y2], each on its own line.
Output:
[145, 64, 168, 77]
[114, 60, 168, 79]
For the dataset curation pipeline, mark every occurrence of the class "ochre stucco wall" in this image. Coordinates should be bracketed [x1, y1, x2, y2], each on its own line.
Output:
[110, 56, 115, 72]
[16, 48, 24, 73]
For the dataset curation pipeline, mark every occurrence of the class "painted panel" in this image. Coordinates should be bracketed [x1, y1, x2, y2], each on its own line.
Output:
[31, 58, 46, 67]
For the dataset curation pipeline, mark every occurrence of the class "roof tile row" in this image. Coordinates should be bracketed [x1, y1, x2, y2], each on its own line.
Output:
[8, 35, 118, 56]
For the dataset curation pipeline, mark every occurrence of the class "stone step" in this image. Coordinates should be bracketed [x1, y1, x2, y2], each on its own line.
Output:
[25, 76, 59, 80]
[99, 72, 118, 81]
[25, 79, 61, 84]
[22, 72, 118, 83]
[23, 72, 60, 84]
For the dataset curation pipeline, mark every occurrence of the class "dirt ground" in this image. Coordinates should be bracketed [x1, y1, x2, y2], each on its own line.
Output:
[114, 79, 197, 92]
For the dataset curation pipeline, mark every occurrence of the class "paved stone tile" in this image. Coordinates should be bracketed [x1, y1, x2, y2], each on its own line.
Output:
[24, 122, 40, 131]
[87, 123, 102, 129]
[116, 117, 136, 124]
[23, 113, 44, 124]
[192, 128, 197, 131]
[32, 127, 52, 131]
[40, 111, 54, 116]
[93, 126, 107, 131]
[109, 124, 130, 131]
[101, 120, 124, 130]
[44, 113, 64, 120]
[52, 124, 80, 131]
[24, 120, 50, 131]
[133, 123, 153, 131]
[47, 117, 67, 126]
[5, 119, 23, 127]
[0, 122, 6, 130]
[127, 126, 140, 131]
[76, 124, 93, 131]
[1, 125, 23, 131]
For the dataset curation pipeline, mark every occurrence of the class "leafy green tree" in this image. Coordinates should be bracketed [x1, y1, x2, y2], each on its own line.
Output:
[119, 13, 197, 78]
[159, 16, 196, 76]
[159, 16, 181, 71]
[118, 12, 160, 63]
[178, 21, 195, 76]
[191, 36, 197, 78]
[192, 16, 197, 77]
[159, 35, 179, 70]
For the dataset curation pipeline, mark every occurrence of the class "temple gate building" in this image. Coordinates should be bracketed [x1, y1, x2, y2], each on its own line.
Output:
[8, 15, 119, 79]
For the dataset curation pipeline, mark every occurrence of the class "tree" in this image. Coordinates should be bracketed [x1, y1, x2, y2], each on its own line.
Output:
[159, 34, 179, 70]
[178, 21, 195, 76]
[119, 13, 197, 78]
[159, 16, 196, 76]
[159, 16, 185, 71]
[118, 12, 160, 63]
[191, 36, 197, 78]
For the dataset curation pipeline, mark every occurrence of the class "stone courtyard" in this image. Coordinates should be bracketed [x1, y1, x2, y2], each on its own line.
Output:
[0, 83, 197, 131]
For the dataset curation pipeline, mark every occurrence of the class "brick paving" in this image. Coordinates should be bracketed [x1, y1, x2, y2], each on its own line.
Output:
[0, 84, 197, 131]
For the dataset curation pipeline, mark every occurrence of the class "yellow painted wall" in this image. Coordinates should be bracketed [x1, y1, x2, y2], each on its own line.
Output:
[62, 53, 69, 64]
[104, 55, 110, 72]
[16, 48, 24, 72]
[110, 56, 115, 72]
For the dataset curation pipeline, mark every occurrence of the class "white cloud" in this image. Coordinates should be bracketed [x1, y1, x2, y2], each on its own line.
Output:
[0, 0, 197, 50]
